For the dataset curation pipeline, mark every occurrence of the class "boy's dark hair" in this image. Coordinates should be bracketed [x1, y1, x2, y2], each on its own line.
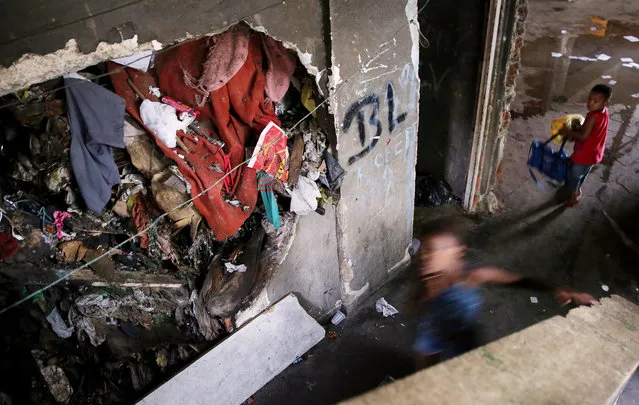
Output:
[418, 215, 467, 243]
[591, 84, 612, 100]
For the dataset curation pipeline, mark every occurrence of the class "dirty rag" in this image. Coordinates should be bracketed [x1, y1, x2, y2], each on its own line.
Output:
[140, 99, 194, 148]
[46, 307, 74, 338]
[53, 211, 71, 239]
[262, 35, 296, 102]
[290, 175, 321, 215]
[184, 25, 295, 103]
[65, 77, 125, 213]
[375, 297, 399, 317]
[131, 194, 150, 248]
[0, 232, 19, 259]
[184, 25, 250, 98]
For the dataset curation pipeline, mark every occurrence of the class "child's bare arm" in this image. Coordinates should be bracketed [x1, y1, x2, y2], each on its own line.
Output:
[561, 115, 595, 141]
[466, 267, 598, 306]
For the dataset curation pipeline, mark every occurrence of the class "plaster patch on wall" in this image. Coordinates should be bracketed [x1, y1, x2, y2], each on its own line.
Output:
[405, 0, 420, 79]
[0, 35, 162, 97]
[335, 202, 369, 307]
[234, 289, 271, 327]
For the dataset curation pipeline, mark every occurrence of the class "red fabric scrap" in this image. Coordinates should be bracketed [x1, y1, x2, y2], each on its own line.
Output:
[131, 195, 149, 249]
[0, 232, 19, 260]
[109, 32, 291, 240]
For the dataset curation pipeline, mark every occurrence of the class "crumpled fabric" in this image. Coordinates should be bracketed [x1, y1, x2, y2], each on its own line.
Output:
[185, 25, 250, 98]
[140, 100, 194, 148]
[184, 25, 295, 103]
[262, 35, 296, 102]
[53, 211, 71, 239]
[65, 77, 125, 213]
[0, 232, 19, 259]
[109, 30, 292, 240]
[290, 175, 321, 215]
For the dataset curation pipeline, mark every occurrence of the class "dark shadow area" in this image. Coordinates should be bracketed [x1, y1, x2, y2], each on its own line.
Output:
[416, 0, 487, 196]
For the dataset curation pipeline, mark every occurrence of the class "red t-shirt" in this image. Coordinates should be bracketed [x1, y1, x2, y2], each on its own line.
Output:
[571, 107, 609, 165]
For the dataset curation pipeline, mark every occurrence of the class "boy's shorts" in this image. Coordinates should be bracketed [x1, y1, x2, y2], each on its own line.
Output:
[565, 163, 593, 192]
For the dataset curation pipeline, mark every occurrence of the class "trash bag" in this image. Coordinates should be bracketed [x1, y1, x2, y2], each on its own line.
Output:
[414, 174, 456, 207]
[320, 150, 345, 191]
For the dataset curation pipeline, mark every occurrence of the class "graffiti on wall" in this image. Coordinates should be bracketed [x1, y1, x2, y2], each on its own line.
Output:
[344, 82, 408, 166]
[344, 63, 418, 206]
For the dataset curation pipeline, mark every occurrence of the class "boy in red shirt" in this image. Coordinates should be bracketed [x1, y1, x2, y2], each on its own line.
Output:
[560, 84, 611, 207]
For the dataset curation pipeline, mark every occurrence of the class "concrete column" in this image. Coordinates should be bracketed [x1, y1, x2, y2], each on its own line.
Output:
[328, 0, 420, 307]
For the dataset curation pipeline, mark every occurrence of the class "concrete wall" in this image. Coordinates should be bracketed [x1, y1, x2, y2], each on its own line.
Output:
[0, 0, 328, 96]
[0, 1, 419, 317]
[330, 0, 419, 306]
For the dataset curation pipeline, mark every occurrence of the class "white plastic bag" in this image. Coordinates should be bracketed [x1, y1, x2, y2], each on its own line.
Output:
[375, 297, 399, 317]
[139, 100, 194, 148]
[290, 175, 321, 215]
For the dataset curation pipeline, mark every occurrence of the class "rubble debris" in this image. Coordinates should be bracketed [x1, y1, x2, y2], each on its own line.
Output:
[46, 307, 74, 338]
[0, 23, 335, 405]
[375, 297, 399, 317]
[58, 240, 88, 262]
[32, 350, 73, 403]
[65, 75, 125, 213]
[44, 166, 72, 193]
[203, 228, 265, 319]
[151, 169, 202, 235]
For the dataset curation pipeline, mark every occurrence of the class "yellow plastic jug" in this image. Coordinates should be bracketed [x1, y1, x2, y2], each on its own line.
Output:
[551, 114, 585, 144]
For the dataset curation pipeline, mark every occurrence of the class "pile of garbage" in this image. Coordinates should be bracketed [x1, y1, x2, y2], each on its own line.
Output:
[0, 23, 343, 404]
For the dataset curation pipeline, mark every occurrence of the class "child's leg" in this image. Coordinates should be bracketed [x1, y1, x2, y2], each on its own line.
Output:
[565, 163, 592, 206]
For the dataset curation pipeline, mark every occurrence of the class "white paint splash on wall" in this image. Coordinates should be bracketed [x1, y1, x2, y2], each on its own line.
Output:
[405, 0, 420, 80]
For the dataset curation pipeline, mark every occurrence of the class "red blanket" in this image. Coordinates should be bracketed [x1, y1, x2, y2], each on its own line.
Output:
[109, 35, 281, 240]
